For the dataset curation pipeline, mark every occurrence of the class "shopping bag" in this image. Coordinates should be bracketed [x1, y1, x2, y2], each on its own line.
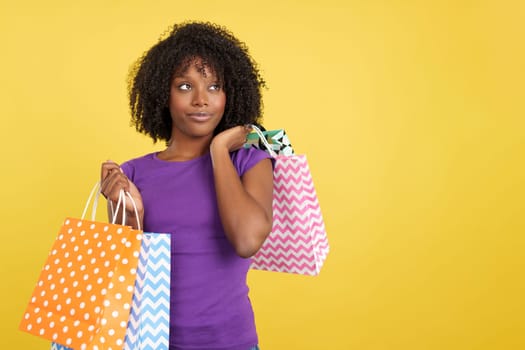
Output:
[49, 233, 171, 350]
[20, 185, 143, 349]
[244, 128, 294, 156]
[124, 232, 170, 350]
[249, 126, 330, 275]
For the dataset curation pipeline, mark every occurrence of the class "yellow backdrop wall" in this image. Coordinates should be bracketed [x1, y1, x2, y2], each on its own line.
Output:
[1, 0, 523, 349]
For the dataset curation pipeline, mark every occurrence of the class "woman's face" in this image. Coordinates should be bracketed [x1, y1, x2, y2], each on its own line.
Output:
[168, 59, 226, 140]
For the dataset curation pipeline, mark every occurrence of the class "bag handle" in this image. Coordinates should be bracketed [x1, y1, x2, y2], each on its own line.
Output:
[250, 124, 278, 158]
[111, 190, 126, 225]
[81, 182, 101, 221]
[81, 182, 141, 230]
[109, 191, 141, 231]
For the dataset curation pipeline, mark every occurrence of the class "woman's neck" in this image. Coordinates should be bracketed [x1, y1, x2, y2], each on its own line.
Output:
[158, 134, 213, 162]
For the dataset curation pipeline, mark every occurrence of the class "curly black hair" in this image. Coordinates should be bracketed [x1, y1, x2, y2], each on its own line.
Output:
[127, 21, 266, 143]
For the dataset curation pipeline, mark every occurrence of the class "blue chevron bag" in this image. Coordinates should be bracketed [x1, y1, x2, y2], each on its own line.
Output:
[124, 232, 171, 350]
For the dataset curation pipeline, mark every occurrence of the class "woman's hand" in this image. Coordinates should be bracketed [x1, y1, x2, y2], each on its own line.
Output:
[100, 160, 144, 226]
[210, 125, 252, 153]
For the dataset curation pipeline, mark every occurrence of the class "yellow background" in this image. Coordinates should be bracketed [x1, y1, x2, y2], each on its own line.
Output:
[1, 0, 524, 349]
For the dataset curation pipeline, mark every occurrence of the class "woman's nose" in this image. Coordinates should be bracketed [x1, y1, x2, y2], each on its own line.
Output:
[192, 88, 208, 106]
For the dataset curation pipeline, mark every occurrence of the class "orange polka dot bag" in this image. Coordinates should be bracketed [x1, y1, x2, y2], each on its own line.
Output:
[19, 186, 144, 349]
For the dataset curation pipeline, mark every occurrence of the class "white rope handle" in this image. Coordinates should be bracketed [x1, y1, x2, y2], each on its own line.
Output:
[250, 125, 278, 158]
[108, 190, 142, 231]
[111, 190, 126, 225]
[81, 182, 101, 220]
[124, 192, 141, 231]
[82, 181, 141, 230]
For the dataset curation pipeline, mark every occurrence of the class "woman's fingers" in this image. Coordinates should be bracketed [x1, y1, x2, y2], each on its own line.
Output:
[102, 174, 129, 201]
[124, 182, 144, 213]
[211, 125, 252, 152]
[234, 125, 252, 150]
[100, 162, 130, 202]
[101, 160, 120, 182]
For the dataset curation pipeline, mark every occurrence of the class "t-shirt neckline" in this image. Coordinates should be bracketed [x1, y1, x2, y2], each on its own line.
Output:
[152, 151, 211, 164]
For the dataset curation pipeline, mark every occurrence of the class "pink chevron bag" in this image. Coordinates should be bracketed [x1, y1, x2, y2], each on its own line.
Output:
[249, 126, 329, 275]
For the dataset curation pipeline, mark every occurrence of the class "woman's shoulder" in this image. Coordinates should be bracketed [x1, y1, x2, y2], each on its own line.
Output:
[122, 152, 156, 166]
[230, 146, 272, 176]
[120, 152, 157, 178]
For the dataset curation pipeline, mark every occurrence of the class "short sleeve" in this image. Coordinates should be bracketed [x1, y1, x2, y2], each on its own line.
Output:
[230, 146, 273, 176]
[120, 161, 135, 181]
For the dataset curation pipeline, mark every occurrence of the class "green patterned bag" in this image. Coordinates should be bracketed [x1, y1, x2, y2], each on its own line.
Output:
[244, 129, 294, 156]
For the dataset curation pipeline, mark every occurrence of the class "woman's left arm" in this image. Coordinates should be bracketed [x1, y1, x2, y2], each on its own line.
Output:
[210, 126, 273, 258]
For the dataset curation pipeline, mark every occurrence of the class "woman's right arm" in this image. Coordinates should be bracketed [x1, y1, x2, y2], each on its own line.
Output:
[100, 160, 144, 230]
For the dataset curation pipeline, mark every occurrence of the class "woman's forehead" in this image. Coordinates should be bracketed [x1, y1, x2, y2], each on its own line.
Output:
[173, 56, 220, 78]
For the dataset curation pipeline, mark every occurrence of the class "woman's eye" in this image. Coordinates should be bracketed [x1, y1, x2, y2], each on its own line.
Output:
[178, 83, 191, 91]
[209, 84, 221, 91]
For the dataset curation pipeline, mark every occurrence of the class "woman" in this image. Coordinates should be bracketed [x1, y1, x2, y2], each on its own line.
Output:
[100, 21, 273, 350]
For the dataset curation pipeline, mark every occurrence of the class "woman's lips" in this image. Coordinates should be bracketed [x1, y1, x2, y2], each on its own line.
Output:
[187, 112, 211, 122]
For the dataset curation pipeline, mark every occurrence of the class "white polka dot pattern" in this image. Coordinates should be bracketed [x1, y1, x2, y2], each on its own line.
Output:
[19, 217, 142, 349]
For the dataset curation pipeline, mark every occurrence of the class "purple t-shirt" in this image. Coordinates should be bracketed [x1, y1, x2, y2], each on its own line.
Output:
[121, 147, 270, 350]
